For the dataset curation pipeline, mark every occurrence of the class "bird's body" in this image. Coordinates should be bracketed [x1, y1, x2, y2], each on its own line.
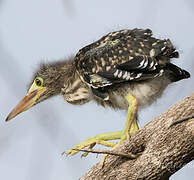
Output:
[6, 28, 190, 164]
[61, 28, 188, 110]
[61, 60, 170, 110]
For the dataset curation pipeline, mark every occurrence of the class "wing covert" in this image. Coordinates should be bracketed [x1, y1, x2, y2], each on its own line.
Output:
[75, 28, 176, 88]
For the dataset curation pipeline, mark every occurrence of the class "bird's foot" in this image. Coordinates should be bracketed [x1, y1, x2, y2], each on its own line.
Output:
[99, 123, 139, 166]
[64, 126, 138, 167]
[99, 129, 138, 167]
[65, 131, 121, 157]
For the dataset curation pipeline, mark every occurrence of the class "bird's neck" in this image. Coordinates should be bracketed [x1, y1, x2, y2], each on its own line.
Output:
[49, 58, 76, 94]
[61, 62, 91, 105]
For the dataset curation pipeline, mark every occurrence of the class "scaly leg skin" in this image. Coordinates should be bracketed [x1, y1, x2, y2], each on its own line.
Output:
[65, 93, 139, 167]
[122, 93, 139, 138]
[100, 94, 139, 166]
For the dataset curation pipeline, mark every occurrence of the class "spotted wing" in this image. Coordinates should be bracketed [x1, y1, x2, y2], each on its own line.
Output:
[82, 55, 164, 88]
[75, 28, 177, 88]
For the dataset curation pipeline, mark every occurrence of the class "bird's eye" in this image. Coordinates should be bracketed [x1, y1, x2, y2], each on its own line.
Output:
[35, 77, 44, 87]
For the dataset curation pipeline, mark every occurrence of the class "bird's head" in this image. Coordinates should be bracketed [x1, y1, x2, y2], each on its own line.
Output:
[6, 59, 74, 121]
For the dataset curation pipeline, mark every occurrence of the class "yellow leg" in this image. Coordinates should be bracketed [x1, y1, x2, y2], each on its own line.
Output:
[100, 94, 139, 166]
[123, 93, 139, 137]
[65, 93, 139, 166]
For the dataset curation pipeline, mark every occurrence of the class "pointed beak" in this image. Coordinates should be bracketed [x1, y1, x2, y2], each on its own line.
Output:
[5, 88, 46, 122]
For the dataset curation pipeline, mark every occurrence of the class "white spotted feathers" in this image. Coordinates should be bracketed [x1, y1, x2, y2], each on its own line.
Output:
[75, 28, 178, 89]
[113, 69, 142, 81]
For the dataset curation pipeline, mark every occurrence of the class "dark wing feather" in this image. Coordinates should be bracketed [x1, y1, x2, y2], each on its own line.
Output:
[117, 55, 158, 71]
[75, 28, 177, 88]
[96, 56, 164, 86]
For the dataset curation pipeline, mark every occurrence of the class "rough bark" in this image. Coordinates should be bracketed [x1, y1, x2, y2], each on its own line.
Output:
[80, 92, 194, 180]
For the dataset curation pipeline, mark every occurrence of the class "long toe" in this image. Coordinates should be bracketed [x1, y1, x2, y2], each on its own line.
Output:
[64, 132, 120, 157]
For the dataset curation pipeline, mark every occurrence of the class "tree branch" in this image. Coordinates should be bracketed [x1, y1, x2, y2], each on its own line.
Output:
[73, 148, 139, 159]
[80, 92, 194, 180]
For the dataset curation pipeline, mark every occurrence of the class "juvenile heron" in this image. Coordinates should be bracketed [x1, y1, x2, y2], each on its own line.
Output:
[6, 28, 190, 164]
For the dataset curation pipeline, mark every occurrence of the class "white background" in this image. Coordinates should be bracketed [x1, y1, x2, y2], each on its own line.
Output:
[0, 0, 194, 179]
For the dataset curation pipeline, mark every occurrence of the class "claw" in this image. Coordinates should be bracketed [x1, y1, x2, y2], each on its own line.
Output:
[81, 143, 96, 157]
[81, 143, 96, 158]
[81, 152, 88, 158]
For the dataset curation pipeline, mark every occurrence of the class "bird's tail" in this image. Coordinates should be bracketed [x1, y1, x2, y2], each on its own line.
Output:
[160, 39, 179, 59]
[165, 63, 190, 82]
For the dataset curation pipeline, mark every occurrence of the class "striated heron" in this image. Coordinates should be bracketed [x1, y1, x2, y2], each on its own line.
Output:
[6, 28, 190, 165]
